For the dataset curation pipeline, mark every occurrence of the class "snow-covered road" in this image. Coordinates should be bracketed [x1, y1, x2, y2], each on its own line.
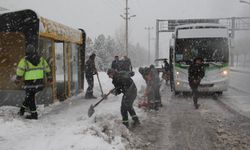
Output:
[0, 69, 250, 150]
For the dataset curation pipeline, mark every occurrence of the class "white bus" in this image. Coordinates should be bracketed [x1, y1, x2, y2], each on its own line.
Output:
[169, 23, 230, 95]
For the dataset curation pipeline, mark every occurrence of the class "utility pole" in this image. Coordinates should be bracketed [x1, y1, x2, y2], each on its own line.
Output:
[120, 0, 136, 56]
[145, 27, 153, 64]
[155, 19, 160, 63]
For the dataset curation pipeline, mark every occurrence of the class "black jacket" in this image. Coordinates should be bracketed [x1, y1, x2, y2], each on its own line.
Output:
[120, 59, 132, 71]
[111, 60, 120, 71]
[112, 72, 136, 95]
[85, 58, 96, 76]
[188, 63, 205, 86]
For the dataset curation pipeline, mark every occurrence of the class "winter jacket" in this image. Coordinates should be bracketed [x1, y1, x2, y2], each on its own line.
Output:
[120, 59, 132, 72]
[188, 63, 205, 88]
[16, 56, 51, 89]
[85, 58, 96, 76]
[112, 72, 136, 95]
[111, 60, 120, 71]
[164, 61, 170, 71]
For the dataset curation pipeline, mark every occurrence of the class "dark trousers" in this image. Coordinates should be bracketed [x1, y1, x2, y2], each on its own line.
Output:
[155, 85, 161, 104]
[120, 86, 138, 124]
[86, 74, 94, 96]
[191, 87, 199, 105]
[22, 88, 37, 113]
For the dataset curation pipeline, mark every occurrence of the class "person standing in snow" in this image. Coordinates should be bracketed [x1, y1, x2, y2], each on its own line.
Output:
[15, 44, 52, 119]
[120, 56, 132, 72]
[188, 57, 205, 109]
[85, 53, 97, 99]
[138, 67, 150, 84]
[163, 59, 170, 84]
[106, 68, 140, 128]
[111, 55, 121, 71]
[149, 65, 162, 109]
[139, 65, 162, 110]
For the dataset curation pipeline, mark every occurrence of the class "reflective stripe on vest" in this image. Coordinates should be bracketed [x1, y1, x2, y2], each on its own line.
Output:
[16, 57, 50, 80]
[16, 59, 26, 76]
[23, 84, 44, 89]
[24, 59, 46, 80]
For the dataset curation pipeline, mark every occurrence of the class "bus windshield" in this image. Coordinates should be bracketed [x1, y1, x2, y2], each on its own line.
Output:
[175, 38, 229, 64]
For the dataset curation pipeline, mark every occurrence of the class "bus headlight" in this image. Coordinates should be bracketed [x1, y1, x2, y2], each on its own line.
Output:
[222, 70, 228, 76]
[176, 71, 180, 78]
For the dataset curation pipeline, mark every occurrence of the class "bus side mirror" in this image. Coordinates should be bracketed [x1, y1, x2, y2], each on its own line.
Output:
[172, 33, 175, 39]
[169, 38, 175, 47]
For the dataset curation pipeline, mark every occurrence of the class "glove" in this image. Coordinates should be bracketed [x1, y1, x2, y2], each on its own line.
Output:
[144, 92, 148, 97]
[103, 94, 108, 99]
[129, 71, 135, 77]
[15, 76, 22, 85]
[47, 76, 53, 83]
[15, 79, 21, 85]
[110, 89, 117, 95]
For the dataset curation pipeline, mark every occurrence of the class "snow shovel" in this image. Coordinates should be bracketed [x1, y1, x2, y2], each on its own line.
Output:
[96, 72, 104, 98]
[88, 89, 113, 117]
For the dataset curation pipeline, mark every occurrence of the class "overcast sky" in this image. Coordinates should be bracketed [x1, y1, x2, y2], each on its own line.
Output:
[1, 0, 250, 56]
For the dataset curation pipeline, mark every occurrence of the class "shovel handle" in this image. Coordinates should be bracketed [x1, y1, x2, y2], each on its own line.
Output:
[93, 89, 113, 107]
[96, 72, 104, 96]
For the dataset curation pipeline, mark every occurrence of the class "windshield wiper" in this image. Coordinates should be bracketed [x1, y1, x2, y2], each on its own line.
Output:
[176, 60, 192, 65]
[204, 61, 223, 67]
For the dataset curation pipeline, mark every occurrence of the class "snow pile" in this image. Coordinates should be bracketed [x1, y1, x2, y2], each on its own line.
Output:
[0, 69, 148, 150]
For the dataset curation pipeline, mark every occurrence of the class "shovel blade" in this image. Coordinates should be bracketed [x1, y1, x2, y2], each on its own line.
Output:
[88, 104, 95, 117]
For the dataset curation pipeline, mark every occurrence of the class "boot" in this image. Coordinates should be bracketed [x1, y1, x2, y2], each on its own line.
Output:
[123, 121, 129, 128]
[194, 103, 200, 109]
[85, 94, 97, 99]
[149, 102, 154, 110]
[132, 116, 140, 126]
[18, 107, 25, 116]
[26, 112, 38, 120]
[89, 95, 97, 99]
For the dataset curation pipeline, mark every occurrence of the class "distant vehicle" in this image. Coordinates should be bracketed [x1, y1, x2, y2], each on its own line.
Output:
[155, 58, 170, 84]
[169, 23, 230, 95]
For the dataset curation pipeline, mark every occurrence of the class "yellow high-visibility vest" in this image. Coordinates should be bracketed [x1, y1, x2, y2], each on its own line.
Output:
[16, 57, 51, 80]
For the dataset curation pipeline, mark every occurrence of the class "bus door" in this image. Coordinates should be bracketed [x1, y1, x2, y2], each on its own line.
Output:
[169, 38, 175, 92]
